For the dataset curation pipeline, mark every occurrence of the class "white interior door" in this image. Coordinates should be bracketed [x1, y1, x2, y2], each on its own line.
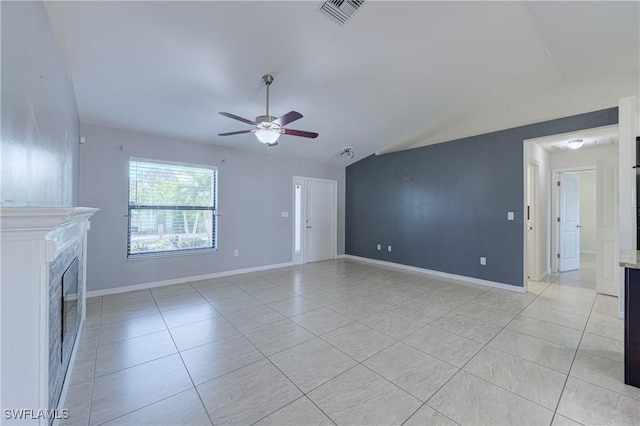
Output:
[596, 158, 619, 296]
[560, 172, 581, 271]
[304, 179, 336, 263]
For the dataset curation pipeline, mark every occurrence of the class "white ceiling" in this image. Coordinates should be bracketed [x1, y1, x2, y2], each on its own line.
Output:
[526, 125, 618, 153]
[44, 1, 639, 166]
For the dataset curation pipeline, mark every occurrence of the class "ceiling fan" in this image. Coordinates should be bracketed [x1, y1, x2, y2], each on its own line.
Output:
[218, 75, 318, 147]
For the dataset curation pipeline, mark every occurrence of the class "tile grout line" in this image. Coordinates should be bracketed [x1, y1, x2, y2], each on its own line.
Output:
[81, 267, 380, 424]
[84, 295, 103, 426]
[73, 261, 620, 426]
[89, 286, 218, 425]
[548, 272, 598, 426]
[190, 273, 339, 425]
[245, 273, 347, 426]
[293, 273, 538, 425]
[367, 281, 525, 424]
[418, 278, 561, 422]
[149, 284, 216, 426]
[244, 272, 458, 425]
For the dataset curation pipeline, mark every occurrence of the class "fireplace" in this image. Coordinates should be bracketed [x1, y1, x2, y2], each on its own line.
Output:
[61, 257, 79, 367]
[1, 207, 98, 424]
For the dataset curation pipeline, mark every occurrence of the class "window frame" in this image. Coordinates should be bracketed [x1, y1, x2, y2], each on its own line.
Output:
[127, 157, 218, 258]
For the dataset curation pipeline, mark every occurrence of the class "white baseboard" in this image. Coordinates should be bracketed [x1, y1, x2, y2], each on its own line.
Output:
[87, 261, 294, 298]
[534, 269, 551, 282]
[335, 254, 346, 259]
[345, 255, 525, 293]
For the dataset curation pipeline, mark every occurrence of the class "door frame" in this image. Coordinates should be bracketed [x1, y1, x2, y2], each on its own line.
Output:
[552, 166, 596, 273]
[525, 160, 539, 281]
[292, 176, 338, 265]
[596, 158, 619, 296]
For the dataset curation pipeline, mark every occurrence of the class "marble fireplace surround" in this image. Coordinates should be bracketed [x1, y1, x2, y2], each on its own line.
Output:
[1, 207, 97, 425]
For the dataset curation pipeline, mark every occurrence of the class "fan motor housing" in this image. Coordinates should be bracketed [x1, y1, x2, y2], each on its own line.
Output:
[255, 115, 281, 131]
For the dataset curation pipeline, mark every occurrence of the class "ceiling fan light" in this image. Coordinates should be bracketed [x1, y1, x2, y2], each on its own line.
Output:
[567, 139, 584, 149]
[255, 129, 281, 145]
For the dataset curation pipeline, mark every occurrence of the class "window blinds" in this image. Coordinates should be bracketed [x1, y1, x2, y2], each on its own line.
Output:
[128, 159, 217, 256]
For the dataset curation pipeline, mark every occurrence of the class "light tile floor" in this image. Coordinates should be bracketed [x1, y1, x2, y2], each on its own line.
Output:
[64, 257, 639, 425]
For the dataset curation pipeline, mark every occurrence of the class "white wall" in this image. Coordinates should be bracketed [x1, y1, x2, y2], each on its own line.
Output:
[576, 170, 597, 253]
[550, 145, 618, 170]
[79, 123, 345, 292]
[1, 1, 79, 207]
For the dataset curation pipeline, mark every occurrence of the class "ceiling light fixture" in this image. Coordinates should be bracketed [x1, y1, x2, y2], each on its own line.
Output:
[255, 128, 281, 145]
[567, 139, 584, 149]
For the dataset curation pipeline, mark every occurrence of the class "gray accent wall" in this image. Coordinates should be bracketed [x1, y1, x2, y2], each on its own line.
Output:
[79, 123, 345, 292]
[1, 1, 79, 207]
[346, 108, 618, 288]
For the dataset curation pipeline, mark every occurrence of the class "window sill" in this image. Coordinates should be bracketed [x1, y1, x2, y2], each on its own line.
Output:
[127, 248, 218, 261]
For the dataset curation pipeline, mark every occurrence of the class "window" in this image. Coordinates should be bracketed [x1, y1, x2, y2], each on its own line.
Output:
[128, 159, 217, 257]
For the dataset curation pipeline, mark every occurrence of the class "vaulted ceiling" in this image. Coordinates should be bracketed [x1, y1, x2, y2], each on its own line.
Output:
[44, 1, 639, 165]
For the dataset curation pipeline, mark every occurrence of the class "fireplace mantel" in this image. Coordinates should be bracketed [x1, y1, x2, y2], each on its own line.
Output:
[1, 207, 98, 425]
[1, 207, 97, 234]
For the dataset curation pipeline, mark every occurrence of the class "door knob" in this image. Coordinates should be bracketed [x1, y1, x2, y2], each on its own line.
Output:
[306, 226, 312, 229]
[577, 225, 583, 228]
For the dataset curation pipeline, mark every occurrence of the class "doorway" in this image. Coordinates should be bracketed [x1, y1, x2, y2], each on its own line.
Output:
[558, 171, 582, 272]
[551, 162, 619, 295]
[292, 177, 338, 265]
[554, 169, 597, 288]
[523, 124, 619, 296]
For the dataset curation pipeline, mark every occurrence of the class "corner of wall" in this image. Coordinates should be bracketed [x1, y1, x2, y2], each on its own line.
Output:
[1, 1, 80, 207]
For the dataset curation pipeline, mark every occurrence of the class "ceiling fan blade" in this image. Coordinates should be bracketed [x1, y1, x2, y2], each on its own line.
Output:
[218, 130, 253, 136]
[219, 112, 256, 125]
[282, 128, 319, 139]
[273, 111, 303, 127]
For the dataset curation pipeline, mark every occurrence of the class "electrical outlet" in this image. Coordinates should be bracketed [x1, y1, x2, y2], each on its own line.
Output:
[480, 257, 486, 265]
[234, 249, 239, 257]
[377, 244, 381, 250]
[507, 211, 515, 221]
[387, 245, 392, 252]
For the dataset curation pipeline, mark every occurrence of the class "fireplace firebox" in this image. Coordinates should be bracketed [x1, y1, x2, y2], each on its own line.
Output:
[61, 257, 79, 371]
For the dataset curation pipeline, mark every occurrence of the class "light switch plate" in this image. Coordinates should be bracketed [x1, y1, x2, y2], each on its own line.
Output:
[480, 257, 486, 265]
[281, 211, 289, 218]
[507, 211, 514, 221]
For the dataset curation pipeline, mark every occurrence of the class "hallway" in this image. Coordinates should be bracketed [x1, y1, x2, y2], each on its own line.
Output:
[550, 253, 597, 290]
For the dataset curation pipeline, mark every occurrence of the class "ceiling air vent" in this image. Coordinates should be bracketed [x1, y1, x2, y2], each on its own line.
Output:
[319, 0, 365, 26]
